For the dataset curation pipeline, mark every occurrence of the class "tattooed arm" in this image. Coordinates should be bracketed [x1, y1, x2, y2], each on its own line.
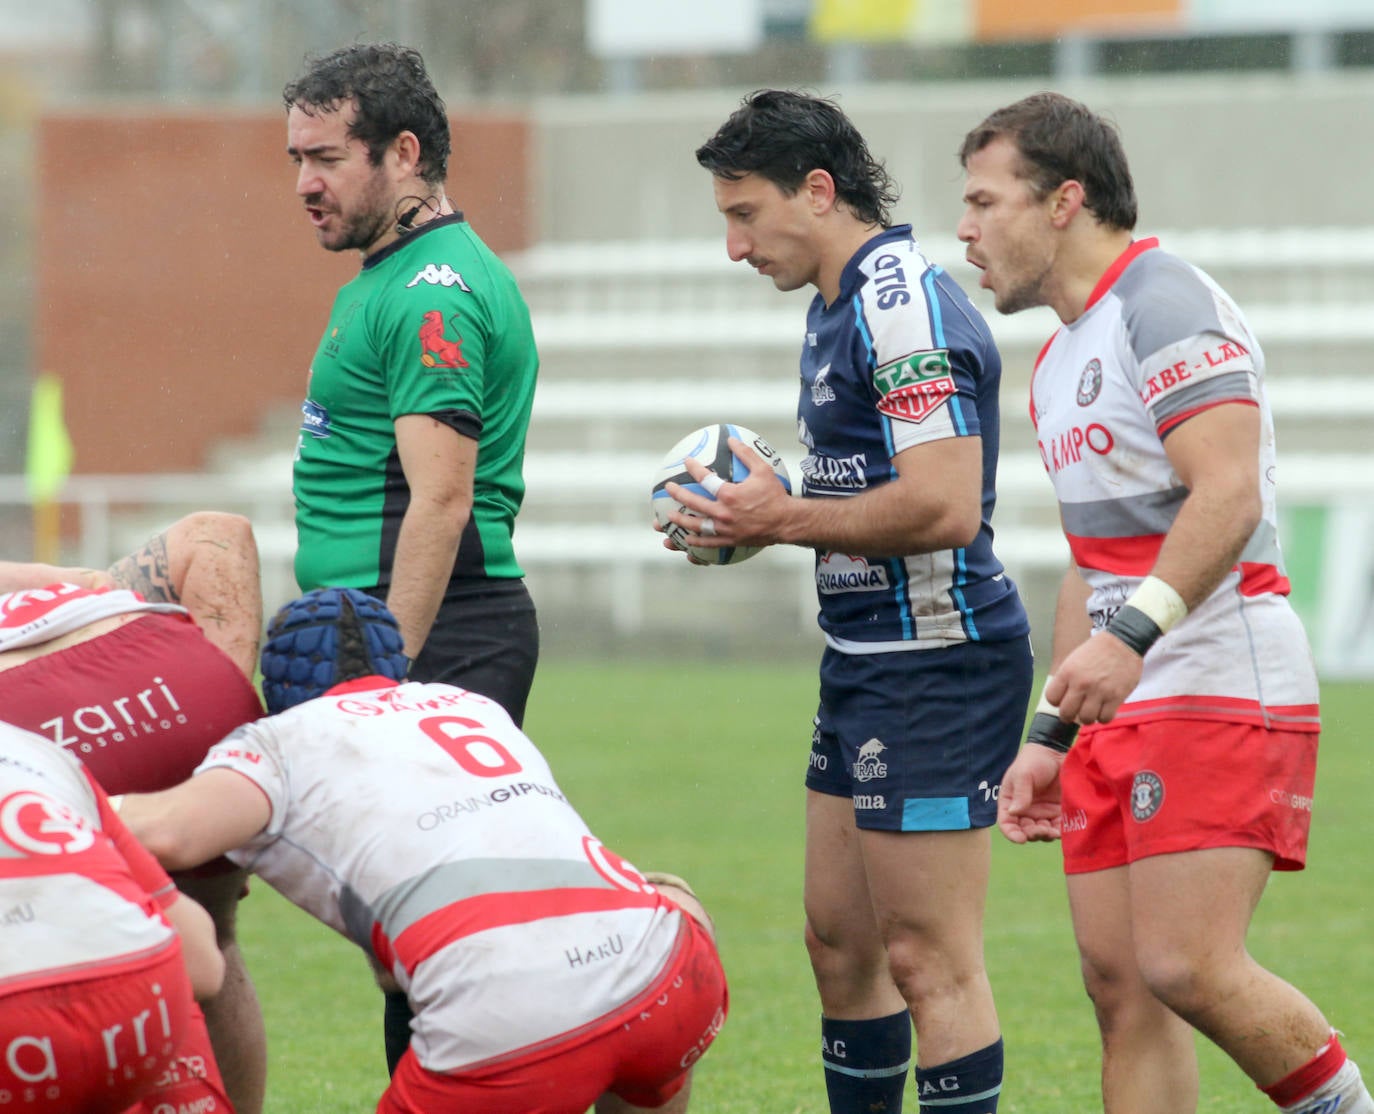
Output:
[108, 512, 265, 680]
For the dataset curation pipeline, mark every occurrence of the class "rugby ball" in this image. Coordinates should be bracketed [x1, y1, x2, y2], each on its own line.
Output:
[650, 423, 792, 565]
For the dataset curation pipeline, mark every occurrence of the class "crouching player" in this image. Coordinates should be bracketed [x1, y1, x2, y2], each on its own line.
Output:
[118, 587, 729, 1114]
[0, 721, 231, 1113]
[0, 511, 268, 1114]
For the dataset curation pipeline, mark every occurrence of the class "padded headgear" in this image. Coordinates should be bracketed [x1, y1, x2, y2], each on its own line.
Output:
[259, 588, 409, 715]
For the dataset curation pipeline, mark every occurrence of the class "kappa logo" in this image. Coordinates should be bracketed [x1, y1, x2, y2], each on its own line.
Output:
[853, 738, 889, 783]
[406, 263, 472, 291]
[1131, 770, 1165, 822]
[1076, 358, 1103, 406]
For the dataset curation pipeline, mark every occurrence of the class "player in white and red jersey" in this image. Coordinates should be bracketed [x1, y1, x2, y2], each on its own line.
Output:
[0, 720, 230, 1113]
[118, 587, 728, 1114]
[957, 92, 1373, 1114]
[0, 511, 268, 1114]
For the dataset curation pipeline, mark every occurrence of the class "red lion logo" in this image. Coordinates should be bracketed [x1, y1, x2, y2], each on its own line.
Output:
[418, 310, 468, 369]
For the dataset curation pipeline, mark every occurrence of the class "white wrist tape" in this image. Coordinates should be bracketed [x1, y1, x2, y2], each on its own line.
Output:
[1126, 575, 1188, 634]
[1034, 675, 1059, 716]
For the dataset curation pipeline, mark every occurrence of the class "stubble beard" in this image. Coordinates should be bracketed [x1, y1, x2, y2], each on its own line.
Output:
[992, 254, 1053, 316]
[318, 167, 395, 254]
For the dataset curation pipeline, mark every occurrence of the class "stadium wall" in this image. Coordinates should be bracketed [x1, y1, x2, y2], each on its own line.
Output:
[533, 71, 1374, 242]
[35, 108, 531, 474]
[32, 70, 1374, 474]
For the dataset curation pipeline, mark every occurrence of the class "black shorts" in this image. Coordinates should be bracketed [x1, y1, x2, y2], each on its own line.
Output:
[371, 578, 539, 727]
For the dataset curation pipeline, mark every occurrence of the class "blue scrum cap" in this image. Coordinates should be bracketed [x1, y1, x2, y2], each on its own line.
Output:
[259, 587, 409, 715]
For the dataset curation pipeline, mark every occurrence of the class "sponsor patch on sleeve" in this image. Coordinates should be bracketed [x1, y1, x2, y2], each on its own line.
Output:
[872, 349, 956, 423]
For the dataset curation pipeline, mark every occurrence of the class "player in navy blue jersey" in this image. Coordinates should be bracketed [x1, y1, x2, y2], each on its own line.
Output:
[665, 90, 1032, 1114]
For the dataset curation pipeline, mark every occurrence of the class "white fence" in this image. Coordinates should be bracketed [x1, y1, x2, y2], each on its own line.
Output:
[3, 435, 1373, 671]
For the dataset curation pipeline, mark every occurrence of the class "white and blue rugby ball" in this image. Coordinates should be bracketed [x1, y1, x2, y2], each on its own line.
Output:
[650, 423, 792, 566]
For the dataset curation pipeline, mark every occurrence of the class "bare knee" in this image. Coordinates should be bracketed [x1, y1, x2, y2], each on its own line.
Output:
[805, 916, 892, 1003]
[884, 931, 984, 1011]
[1133, 946, 1217, 1018]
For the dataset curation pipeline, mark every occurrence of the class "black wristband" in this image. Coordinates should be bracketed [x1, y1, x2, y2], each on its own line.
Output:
[1026, 711, 1079, 754]
[1104, 604, 1163, 657]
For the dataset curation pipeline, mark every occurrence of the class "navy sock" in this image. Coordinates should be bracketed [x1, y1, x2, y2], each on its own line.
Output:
[821, 1011, 912, 1114]
[914, 1038, 1004, 1114]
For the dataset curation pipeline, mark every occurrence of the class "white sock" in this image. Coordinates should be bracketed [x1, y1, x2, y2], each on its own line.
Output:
[1282, 1059, 1374, 1114]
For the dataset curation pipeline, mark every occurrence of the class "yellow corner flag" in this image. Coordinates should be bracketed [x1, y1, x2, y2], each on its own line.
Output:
[26, 372, 73, 504]
[26, 372, 74, 562]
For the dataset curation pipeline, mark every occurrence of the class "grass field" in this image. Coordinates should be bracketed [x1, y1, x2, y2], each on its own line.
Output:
[238, 662, 1374, 1113]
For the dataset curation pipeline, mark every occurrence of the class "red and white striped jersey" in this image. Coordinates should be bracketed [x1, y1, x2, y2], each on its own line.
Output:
[1031, 238, 1318, 730]
[0, 584, 185, 652]
[197, 678, 685, 1072]
[0, 723, 178, 996]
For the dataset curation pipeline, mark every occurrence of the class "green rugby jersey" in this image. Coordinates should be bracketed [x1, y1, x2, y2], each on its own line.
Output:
[292, 214, 538, 591]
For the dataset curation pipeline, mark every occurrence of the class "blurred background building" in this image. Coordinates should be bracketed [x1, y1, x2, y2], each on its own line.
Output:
[2, 0, 1373, 669]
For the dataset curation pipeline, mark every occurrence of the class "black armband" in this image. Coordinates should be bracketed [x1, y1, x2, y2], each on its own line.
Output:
[1026, 711, 1079, 754]
[1104, 604, 1164, 657]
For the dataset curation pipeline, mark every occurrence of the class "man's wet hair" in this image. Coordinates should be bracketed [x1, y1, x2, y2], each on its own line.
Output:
[695, 89, 899, 228]
[283, 42, 450, 186]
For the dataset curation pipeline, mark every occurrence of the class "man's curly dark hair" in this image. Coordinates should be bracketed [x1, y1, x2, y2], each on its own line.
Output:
[283, 42, 450, 187]
[695, 89, 899, 228]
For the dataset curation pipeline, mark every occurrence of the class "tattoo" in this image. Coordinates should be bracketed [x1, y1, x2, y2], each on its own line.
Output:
[107, 532, 178, 604]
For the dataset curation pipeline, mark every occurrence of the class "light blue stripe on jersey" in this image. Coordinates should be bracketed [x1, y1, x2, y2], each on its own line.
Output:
[924, 267, 978, 639]
[902, 796, 971, 831]
[856, 289, 917, 642]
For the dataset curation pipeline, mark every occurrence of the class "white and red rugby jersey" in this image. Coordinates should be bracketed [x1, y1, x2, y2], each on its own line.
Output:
[197, 679, 686, 1073]
[0, 722, 179, 996]
[0, 584, 186, 652]
[1031, 238, 1318, 730]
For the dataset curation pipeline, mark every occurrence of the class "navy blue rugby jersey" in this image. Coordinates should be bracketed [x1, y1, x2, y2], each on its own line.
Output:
[798, 225, 1029, 652]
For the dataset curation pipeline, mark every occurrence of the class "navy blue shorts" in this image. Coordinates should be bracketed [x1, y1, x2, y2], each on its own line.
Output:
[805, 637, 1033, 831]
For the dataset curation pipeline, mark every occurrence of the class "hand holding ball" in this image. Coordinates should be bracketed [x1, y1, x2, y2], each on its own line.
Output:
[650, 423, 792, 565]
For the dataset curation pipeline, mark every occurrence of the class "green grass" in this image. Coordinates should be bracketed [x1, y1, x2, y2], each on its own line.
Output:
[238, 664, 1374, 1113]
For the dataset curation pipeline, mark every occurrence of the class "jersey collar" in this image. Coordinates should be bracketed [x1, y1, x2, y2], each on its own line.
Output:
[322, 676, 402, 698]
[362, 211, 467, 270]
[1083, 236, 1159, 314]
[833, 224, 913, 306]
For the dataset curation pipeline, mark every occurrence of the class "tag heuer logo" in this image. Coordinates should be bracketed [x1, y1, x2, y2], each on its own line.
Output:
[873, 350, 955, 423]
